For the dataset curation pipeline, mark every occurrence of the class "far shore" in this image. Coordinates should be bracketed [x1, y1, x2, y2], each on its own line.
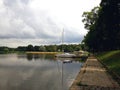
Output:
[26, 52, 60, 54]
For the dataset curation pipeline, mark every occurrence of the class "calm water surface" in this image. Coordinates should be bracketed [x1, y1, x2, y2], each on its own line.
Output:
[0, 54, 84, 90]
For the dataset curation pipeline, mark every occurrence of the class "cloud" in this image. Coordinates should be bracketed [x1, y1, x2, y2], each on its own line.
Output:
[0, 0, 60, 39]
[0, 0, 100, 47]
[63, 27, 83, 43]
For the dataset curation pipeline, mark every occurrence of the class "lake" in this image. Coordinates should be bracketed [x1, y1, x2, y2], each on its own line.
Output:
[0, 54, 84, 90]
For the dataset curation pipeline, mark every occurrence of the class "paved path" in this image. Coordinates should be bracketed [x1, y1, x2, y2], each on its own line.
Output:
[70, 56, 120, 90]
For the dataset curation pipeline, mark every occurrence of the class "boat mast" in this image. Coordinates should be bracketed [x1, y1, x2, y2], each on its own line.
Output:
[62, 28, 64, 52]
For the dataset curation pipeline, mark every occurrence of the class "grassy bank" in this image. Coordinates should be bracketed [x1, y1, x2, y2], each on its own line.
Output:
[96, 50, 120, 76]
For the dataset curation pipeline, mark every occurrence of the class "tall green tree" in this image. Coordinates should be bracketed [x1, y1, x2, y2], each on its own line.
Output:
[82, 7, 101, 52]
[97, 0, 120, 50]
[82, 0, 120, 52]
[82, 7, 100, 30]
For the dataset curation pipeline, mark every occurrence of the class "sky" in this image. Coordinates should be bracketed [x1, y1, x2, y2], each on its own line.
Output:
[0, 0, 101, 47]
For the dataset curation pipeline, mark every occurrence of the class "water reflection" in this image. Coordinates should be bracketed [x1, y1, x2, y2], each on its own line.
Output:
[25, 54, 84, 62]
[27, 54, 33, 60]
[0, 54, 84, 90]
[17, 54, 55, 61]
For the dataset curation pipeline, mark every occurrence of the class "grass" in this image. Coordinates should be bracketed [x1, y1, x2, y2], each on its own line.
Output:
[96, 50, 120, 76]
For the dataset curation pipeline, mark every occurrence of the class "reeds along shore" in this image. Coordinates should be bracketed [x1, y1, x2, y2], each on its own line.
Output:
[26, 52, 59, 54]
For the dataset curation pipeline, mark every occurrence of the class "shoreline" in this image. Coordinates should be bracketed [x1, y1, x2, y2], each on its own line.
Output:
[26, 51, 59, 54]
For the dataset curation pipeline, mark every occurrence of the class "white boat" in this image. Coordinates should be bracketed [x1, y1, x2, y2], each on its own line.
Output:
[63, 60, 72, 63]
[55, 53, 76, 58]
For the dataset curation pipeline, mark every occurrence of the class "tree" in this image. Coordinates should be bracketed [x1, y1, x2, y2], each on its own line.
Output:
[74, 45, 81, 51]
[97, 0, 120, 50]
[82, 0, 120, 52]
[82, 7, 101, 52]
[34, 46, 40, 51]
[17, 46, 26, 51]
[39, 46, 46, 52]
[4, 48, 9, 53]
[45, 45, 56, 52]
[82, 7, 100, 30]
[0, 47, 9, 53]
[27, 44, 34, 51]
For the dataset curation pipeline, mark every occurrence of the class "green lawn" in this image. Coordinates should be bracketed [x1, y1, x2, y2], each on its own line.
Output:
[96, 50, 120, 76]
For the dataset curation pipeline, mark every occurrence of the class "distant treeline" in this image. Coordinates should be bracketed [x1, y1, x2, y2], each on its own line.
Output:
[0, 46, 15, 54]
[0, 44, 84, 54]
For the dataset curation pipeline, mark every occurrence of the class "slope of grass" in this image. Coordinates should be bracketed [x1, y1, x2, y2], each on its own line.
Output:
[96, 50, 120, 76]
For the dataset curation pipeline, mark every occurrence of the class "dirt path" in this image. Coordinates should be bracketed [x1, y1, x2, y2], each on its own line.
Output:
[69, 56, 120, 90]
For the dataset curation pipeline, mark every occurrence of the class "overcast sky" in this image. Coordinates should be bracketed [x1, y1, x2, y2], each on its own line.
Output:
[0, 0, 101, 47]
